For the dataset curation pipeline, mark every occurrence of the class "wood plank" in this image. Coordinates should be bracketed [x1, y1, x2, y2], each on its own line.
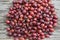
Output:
[0, 17, 6, 22]
[0, 0, 13, 3]
[0, 39, 13, 40]
[0, 0, 12, 11]
[0, 10, 8, 17]
[0, 4, 11, 10]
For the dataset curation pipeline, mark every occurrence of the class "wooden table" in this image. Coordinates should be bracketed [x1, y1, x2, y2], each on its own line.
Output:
[0, 0, 60, 40]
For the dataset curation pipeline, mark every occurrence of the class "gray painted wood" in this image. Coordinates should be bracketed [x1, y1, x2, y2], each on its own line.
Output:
[0, 0, 60, 40]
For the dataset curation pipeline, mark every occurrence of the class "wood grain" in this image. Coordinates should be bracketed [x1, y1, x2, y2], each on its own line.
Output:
[0, 0, 60, 40]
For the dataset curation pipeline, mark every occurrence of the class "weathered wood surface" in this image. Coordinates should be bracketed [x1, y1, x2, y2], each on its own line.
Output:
[0, 0, 60, 40]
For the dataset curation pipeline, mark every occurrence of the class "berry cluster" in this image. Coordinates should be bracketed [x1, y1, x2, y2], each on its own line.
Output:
[6, 0, 58, 40]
